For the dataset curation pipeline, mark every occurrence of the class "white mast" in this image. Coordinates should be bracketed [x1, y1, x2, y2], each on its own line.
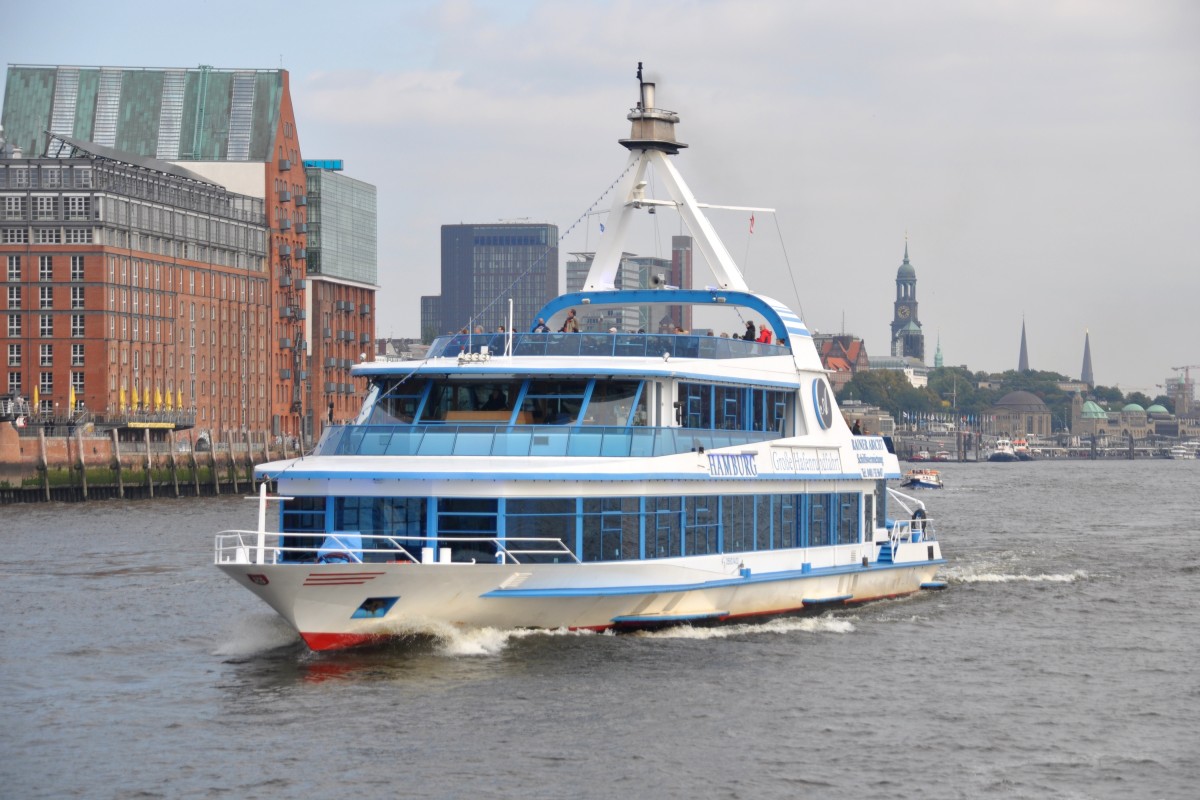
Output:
[583, 64, 750, 294]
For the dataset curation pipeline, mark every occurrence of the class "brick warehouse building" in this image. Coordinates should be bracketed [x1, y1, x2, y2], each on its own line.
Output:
[1, 64, 376, 444]
[1, 139, 268, 436]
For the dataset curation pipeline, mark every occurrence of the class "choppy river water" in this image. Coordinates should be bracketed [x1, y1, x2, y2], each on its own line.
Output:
[2, 459, 1198, 799]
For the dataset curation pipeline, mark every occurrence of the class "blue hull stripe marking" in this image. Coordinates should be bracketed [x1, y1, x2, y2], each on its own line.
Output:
[480, 559, 947, 599]
[801, 594, 852, 605]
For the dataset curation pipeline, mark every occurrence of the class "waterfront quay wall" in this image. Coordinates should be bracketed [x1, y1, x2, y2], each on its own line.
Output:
[0, 423, 297, 503]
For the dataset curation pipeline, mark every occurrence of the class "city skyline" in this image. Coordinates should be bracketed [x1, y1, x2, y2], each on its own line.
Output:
[2, 0, 1196, 392]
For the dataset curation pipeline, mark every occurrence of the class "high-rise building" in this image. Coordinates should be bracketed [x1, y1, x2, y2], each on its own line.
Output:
[1, 64, 317, 442]
[303, 161, 377, 434]
[889, 242, 925, 362]
[422, 223, 557, 339]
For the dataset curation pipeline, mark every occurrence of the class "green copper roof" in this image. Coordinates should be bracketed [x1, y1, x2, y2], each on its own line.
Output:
[1121, 403, 1145, 413]
[897, 242, 916, 279]
[1147, 404, 1168, 414]
[1081, 400, 1107, 418]
[2, 65, 285, 162]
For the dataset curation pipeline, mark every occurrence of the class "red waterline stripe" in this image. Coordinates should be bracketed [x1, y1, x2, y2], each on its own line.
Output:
[301, 631, 383, 651]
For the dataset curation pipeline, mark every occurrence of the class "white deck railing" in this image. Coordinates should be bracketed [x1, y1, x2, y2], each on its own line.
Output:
[214, 530, 580, 566]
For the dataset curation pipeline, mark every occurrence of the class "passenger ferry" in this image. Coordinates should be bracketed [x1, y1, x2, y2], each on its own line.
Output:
[215, 66, 947, 651]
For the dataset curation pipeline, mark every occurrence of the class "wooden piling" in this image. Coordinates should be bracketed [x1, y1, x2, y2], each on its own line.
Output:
[111, 428, 124, 499]
[75, 427, 88, 500]
[144, 427, 154, 499]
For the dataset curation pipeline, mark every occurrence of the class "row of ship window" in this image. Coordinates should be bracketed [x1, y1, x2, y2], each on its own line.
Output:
[369, 377, 792, 432]
[280, 491, 886, 564]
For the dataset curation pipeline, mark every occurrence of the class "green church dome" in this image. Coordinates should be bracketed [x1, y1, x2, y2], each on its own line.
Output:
[1147, 404, 1169, 414]
[897, 243, 916, 279]
[1121, 403, 1145, 413]
[1080, 400, 1107, 419]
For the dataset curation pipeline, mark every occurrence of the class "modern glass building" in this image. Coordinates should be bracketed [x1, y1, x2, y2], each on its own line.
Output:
[422, 223, 558, 340]
[303, 162, 377, 433]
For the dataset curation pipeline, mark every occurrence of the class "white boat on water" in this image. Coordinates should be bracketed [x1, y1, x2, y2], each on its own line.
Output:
[215, 66, 947, 651]
[989, 438, 1019, 462]
[1166, 442, 1196, 459]
[901, 468, 944, 489]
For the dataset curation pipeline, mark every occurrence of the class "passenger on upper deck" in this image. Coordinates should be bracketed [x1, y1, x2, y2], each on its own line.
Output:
[743, 320, 756, 341]
[560, 309, 580, 333]
[533, 318, 550, 333]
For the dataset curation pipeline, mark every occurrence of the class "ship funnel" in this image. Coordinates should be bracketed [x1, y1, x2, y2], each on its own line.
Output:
[641, 81, 655, 110]
[620, 63, 686, 154]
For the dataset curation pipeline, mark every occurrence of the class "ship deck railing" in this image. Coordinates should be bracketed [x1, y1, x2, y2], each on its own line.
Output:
[312, 423, 783, 458]
[884, 517, 936, 546]
[215, 530, 582, 567]
[426, 331, 791, 361]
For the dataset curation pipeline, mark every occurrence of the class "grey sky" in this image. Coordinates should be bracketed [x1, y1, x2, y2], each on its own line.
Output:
[3, 0, 1197, 393]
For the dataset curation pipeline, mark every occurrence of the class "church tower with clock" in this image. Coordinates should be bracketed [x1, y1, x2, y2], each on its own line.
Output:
[890, 242, 926, 362]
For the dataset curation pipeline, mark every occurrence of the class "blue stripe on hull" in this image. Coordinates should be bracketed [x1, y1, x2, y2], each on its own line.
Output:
[480, 558, 947, 599]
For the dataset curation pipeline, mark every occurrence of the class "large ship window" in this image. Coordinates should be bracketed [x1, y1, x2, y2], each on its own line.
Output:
[679, 383, 712, 428]
[279, 496, 327, 562]
[424, 380, 522, 422]
[685, 495, 719, 556]
[335, 496, 427, 559]
[679, 382, 794, 434]
[520, 379, 588, 425]
[837, 494, 861, 545]
[723, 495, 756, 552]
[582, 497, 640, 561]
[437, 498, 498, 562]
[581, 380, 644, 426]
[649, 496, 682, 558]
[368, 378, 427, 425]
[753, 389, 791, 435]
[507, 498, 576, 562]
[806, 493, 832, 548]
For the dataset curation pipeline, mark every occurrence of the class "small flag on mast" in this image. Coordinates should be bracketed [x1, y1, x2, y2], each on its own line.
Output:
[749, 214, 755, 234]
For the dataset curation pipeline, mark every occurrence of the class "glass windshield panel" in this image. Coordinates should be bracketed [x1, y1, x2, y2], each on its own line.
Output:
[520, 379, 588, 425]
[581, 380, 642, 426]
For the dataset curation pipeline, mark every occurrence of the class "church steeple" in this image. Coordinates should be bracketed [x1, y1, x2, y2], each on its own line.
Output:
[1018, 317, 1029, 372]
[890, 238, 924, 362]
[1081, 328, 1094, 387]
[934, 332, 943, 368]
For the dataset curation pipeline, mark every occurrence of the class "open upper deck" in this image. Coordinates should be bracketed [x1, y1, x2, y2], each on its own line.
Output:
[425, 330, 790, 361]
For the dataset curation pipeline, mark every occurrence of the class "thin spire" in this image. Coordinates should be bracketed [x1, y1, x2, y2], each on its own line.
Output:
[1018, 316, 1029, 372]
[1081, 328, 1094, 388]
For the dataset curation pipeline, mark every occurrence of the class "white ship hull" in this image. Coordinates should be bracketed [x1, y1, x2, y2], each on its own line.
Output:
[219, 544, 942, 650]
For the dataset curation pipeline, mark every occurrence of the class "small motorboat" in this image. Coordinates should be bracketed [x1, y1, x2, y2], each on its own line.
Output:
[989, 438, 1019, 462]
[901, 468, 944, 489]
